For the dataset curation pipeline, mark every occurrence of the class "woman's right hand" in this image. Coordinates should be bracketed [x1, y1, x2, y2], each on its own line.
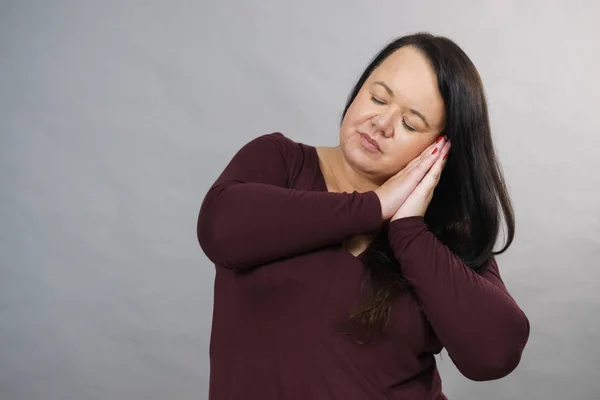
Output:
[375, 136, 448, 221]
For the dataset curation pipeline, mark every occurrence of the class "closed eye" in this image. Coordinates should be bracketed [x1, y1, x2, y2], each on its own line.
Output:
[370, 96, 385, 105]
[371, 95, 417, 131]
[403, 121, 416, 132]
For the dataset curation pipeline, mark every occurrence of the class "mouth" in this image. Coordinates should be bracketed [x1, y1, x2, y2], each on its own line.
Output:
[360, 133, 381, 152]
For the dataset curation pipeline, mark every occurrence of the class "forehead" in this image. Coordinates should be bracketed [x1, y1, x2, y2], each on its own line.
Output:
[369, 46, 445, 127]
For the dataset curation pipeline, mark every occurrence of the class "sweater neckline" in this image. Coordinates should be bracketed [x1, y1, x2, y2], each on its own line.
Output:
[308, 144, 369, 260]
[308, 144, 330, 193]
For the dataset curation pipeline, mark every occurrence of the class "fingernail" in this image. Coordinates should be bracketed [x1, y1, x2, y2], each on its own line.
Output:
[443, 154, 447, 160]
[436, 136, 443, 143]
[432, 148, 438, 155]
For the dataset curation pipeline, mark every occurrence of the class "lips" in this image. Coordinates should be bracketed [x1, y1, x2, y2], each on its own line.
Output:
[360, 133, 381, 152]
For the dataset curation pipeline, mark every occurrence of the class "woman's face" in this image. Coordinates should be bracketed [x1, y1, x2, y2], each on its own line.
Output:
[339, 46, 446, 181]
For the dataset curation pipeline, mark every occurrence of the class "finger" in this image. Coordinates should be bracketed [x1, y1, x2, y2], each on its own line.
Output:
[440, 140, 451, 165]
[405, 139, 446, 182]
[424, 135, 447, 156]
[407, 141, 450, 197]
[416, 141, 451, 189]
[403, 135, 447, 173]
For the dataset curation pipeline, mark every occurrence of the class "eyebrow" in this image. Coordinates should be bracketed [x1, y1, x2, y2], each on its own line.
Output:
[373, 81, 431, 128]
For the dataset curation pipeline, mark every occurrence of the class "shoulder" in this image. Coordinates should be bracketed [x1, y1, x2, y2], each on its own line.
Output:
[242, 132, 314, 186]
[248, 132, 304, 157]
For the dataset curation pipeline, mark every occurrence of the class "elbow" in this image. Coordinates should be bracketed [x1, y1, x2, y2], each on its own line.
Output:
[197, 217, 225, 265]
[197, 189, 234, 268]
[197, 195, 252, 270]
[197, 207, 236, 269]
[197, 208, 220, 262]
[459, 349, 525, 381]
[458, 315, 530, 382]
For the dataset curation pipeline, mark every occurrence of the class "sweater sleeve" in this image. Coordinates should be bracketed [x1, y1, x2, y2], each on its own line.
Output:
[387, 216, 530, 382]
[197, 132, 382, 270]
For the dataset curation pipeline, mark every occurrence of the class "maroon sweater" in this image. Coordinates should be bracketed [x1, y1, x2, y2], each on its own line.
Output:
[197, 132, 530, 400]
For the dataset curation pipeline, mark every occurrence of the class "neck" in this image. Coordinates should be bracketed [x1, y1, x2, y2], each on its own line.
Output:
[321, 146, 382, 194]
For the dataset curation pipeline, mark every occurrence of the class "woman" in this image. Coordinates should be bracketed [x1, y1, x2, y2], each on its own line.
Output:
[197, 32, 530, 400]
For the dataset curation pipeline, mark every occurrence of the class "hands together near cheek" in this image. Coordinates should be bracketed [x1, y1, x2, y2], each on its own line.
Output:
[374, 136, 451, 222]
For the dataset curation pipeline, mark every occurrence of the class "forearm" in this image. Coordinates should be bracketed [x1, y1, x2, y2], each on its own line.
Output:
[388, 216, 530, 381]
[198, 181, 382, 269]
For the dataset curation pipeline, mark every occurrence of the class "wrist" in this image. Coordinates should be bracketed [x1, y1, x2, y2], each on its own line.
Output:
[374, 189, 393, 221]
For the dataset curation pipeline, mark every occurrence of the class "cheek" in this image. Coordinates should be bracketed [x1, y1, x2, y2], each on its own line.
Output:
[387, 138, 431, 170]
[342, 96, 373, 127]
[340, 110, 364, 142]
[339, 130, 362, 158]
[339, 110, 354, 136]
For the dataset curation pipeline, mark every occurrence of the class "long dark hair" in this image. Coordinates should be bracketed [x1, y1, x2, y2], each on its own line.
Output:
[343, 33, 515, 337]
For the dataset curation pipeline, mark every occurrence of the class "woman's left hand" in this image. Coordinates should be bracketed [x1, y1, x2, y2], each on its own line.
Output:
[391, 140, 451, 221]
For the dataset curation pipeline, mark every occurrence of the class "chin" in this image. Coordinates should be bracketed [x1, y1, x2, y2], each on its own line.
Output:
[342, 145, 381, 176]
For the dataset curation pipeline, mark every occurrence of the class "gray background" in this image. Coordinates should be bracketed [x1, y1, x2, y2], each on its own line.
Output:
[1, 0, 599, 399]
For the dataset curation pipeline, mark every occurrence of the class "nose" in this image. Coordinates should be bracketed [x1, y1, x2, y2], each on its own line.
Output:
[371, 107, 395, 138]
